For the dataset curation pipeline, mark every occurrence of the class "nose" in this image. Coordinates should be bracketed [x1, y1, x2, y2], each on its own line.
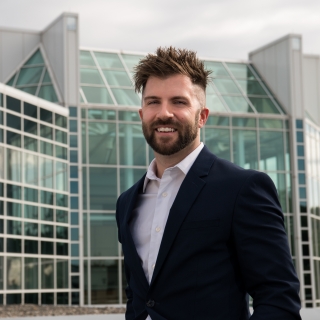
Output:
[156, 103, 173, 120]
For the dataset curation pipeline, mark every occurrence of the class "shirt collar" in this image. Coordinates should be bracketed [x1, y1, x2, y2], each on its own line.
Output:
[143, 142, 204, 192]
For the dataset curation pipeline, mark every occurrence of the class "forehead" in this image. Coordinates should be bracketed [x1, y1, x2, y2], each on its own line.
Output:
[143, 74, 201, 97]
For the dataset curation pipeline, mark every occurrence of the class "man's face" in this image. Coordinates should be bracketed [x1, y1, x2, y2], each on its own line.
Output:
[139, 74, 208, 156]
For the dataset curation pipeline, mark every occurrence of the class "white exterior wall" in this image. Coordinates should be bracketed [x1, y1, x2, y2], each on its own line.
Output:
[0, 28, 40, 82]
[303, 55, 320, 126]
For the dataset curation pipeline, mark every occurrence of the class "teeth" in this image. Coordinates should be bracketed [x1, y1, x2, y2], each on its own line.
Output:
[157, 127, 175, 132]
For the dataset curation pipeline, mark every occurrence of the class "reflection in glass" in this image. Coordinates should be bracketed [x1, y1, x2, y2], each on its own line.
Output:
[90, 214, 118, 256]
[40, 124, 53, 140]
[56, 210, 68, 223]
[111, 88, 140, 106]
[25, 50, 44, 65]
[259, 119, 283, 129]
[7, 95, 21, 113]
[233, 130, 258, 169]
[203, 61, 229, 77]
[24, 119, 38, 135]
[25, 240, 38, 254]
[41, 224, 53, 238]
[82, 86, 114, 104]
[7, 220, 22, 234]
[40, 157, 53, 189]
[249, 97, 280, 114]
[205, 128, 231, 161]
[103, 70, 132, 86]
[25, 222, 38, 237]
[24, 102, 37, 118]
[7, 113, 21, 130]
[56, 161, 68, 192]
[25, 153, 38, 185]
[226, 63, 256, 79]
[25, 187, 38, 203]
[57, 260, 69, 288]
[80, 51, 96, 66]
[88, 122, 116, 164]
[259, 131, 285, 171]
[119, 123, 146, 165]
[38, 85, 58, 102]
[7, 149, 22, 182]
[7, 130, 21, 147]
[25, 258, 38, 289]
[268, 173, 287, 212]
[16, 67, 43, 85]
[41, 207, 53, 221]
[94, 52, 123, 69]
[232, 117, 256, 127]
[120, 168, 147, 193]
[57, 242, 68, 256]
[40, 141, 53, 156]
[121, 54, 143, 70]
[213, 78, 241, 94]
[24, 136, 38, 152]
[237, 80, 267, 95]
[7, 257, 21, 289]
[91, 260, 119, 304]
[89, 168, 117, 210]
[41, 259, 54, 286]
[57, 226, 68, 239]
[81, 68, 103, 84]
[222, 96, 254, 113]
[206, 93, 227, 112]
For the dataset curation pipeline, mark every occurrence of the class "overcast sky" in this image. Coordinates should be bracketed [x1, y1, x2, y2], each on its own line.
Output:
[0, 0, 320, 60]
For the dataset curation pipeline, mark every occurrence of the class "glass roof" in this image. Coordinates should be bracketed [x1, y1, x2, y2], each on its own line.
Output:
[6, 49, 59, 103]
[80, 50, 285, 115]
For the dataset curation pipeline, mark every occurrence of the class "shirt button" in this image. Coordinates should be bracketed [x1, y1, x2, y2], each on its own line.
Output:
[155, 227, 161, 232]
[162, 192, 167, 197]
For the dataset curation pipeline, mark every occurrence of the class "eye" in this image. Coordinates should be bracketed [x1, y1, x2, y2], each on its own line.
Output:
[147, 100, 159, 105]
[173, 100, 187, 105]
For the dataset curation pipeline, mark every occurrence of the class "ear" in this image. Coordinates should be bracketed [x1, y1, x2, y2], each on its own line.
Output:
[198, 107, 209, 128]
[138, 108, 143, 120]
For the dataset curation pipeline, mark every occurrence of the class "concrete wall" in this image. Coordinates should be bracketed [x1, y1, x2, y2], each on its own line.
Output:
[249, 34, 304, 118]
[0, 28, 40, 82]
[303, 54, 320, 126]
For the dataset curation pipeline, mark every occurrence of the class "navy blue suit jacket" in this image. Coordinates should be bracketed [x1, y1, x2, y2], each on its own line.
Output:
[116, 146, 301, 320]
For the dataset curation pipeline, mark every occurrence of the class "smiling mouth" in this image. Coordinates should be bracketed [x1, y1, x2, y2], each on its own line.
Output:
[156, 127, 177, 132]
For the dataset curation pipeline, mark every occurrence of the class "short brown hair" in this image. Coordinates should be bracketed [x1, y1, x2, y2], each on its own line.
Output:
[133, 47, 211, 93]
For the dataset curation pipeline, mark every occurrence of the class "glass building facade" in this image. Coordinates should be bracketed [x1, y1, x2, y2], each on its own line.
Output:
[0, 13, 320, 308]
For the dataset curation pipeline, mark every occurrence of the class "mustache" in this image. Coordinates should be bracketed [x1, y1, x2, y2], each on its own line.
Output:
[150, 119, 181, 128]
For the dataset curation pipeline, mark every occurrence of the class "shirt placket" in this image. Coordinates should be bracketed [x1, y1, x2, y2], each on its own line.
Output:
[147, 171, 172, 282]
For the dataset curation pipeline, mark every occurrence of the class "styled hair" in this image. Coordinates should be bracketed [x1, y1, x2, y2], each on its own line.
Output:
[133, 47, 211, 93]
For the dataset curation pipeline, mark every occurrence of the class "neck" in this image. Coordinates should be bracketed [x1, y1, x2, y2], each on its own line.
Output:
[153, 140, 201, 178]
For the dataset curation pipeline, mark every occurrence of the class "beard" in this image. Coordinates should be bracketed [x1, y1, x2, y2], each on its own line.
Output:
[142, 113, 199, 156]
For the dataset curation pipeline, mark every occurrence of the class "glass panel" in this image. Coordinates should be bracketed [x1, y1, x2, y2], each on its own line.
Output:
[88, 122, 117, 164]
[233, 130, 258, 169]
[40, 109, 53, 123]
[80, 51, 96, 66]
[70, 135, 78, 148]
[38, 85, 58, 102]
[70, 166, 78, 178]
[25, 50, 44, 65]
[25, 239, 38, 254]
[121, 54, 143, 70]
[41, 259, 54, 288]
[56, 193, 68, 207]
[71, 212, 79, 225]
[111, 88, 140, 106]
[24, 187, 38, 203]
[119, 111, 140, 121]
[89, 168, 117, 210]
[205, 128, 230, 161]
[232, 117, 256, 127]
[56, 210, 68, 223]
[206, 93, 227, 112]
[40, 157, 53, 189]
[57, 242, 68, 256]
[7, 238, 21, 252]
[222, 96, 254, 113]
[7, 149, 22, 182]
[259, 131, 285, 171]
[0, 257, 3, 288]
[40, 141, 53, 156]
[57, 226, 68, 239]
[6, 74, 16, 86]
[42, 70, 52, 83]
[81, 68, 104, 84]
[7, 257, 22, 289]
[237, 80, 267, 95]
[7, 202, 21, 217]
[40, 124, 53, 140]
[259, 119, 283, 129]
[41, 190, 53, 205]
[56, 145, 67, 160]
[7, 184, 21, 199]
[56, 129, 67, 144]
[42, 293, 54, 304]
[7, 95, 21, 113]
[0, 147, 3, 179]
[16, 67, 43, 85]
[249, 97, 280, 114]
[226, 63, 255, 79]
[102, 70, 132, 86]
[213, 78, 241, 94]
[91, 260, 119, 304]
[120, 168, 147, 193]
[7, 130, 21, 147]
[267, 173, 287, 212]
[55, 114, 67, 128]
[296, 119, 303, 129]
[24, 136, 38, 152]
[41, 241, 53, 255]
[71, 228, 79, 241]
[90, 214, 118, 256]
[57, 260, 68, 288]
[25, 258, 38, 289]
[25, 222, 38, 236]
[119, 123, 146, 165]
[56, 161, 68, 192]
[203, 61, 229, 77]
[70, 181, 78, 193]
[25, 293, 38, 304]
[94, 52, 123, 69]
[82, 86, 114, 104]
[88, 109, 116, 120]
[71, 243, 79, 256]
[7, 113, 21, 130]
[41, 207, 53, 221]
[20, 86, 38, 94]
[41, 224, 53, 238]
[24, 119, 38, 135]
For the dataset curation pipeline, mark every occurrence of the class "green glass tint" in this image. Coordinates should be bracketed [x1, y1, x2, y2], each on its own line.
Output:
[226, 63, 256, 79]
[259, 119, 283, 129]
[94, 52, 123, 69]
[42, 70, 52, 83]
[102, 70, 132, 86]
[205, 128, 231, 161]
[111, 88, 140, 106]
[24, 153, 38, 185]
[259, 131, 285, 171]
[237, 80, 267, 96]
[90, 214, 118, 256]
[203, 61, 229, 78]
[16, 67, 43, 86]
[87, 109, 116, 120]
[120, 168, 147, 193]
[57, 260, 68, 288]
[82, 86, 114, 104]
[25, 258, 38, 289]
[119, 111, 140, 121]
[88, 122, 117, 164]
[80, 51, 96, 66]
[7, 257, 22, 289]
[41, 259, 54, 288]
[6, 75, 16, 86]
[268, 173, 287, 212]
[25, 222, 38, 237]
[20, 87, 38, 95]
[232, 117, 256, 127]
[206, 116, 229, 126]
[206, 93, 227, 112]
[38, 85, 58, 102]
[222, 96, 254, 113]
[25, 50, 44, 65]
[213, 78, 241, 94]
[249, 97, 280, 114]
[121, 54, 143, 70]
[80, 68, 104, 84]
[233, 130, 258, 169]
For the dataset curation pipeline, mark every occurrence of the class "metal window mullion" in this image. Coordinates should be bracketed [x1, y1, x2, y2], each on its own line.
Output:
[35, 67, 46, 97]
[90, 51, 117, 105]
[117, 53, 134, 86]
[210, 82, 231, 113]
[79, 88, 87, 104]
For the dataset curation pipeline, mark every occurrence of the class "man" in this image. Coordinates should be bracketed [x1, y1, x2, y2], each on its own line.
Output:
[116, 47, 301, 320]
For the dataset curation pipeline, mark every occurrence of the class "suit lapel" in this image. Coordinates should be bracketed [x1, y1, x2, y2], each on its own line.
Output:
[122, 175, 150, 293]
[150, 146, 216, 286]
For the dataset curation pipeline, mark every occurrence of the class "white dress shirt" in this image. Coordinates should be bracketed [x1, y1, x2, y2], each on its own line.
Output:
[129, 143, 204, 319]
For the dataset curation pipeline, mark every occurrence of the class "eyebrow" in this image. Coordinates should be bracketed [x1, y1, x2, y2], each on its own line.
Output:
[143, 96, 188, 101]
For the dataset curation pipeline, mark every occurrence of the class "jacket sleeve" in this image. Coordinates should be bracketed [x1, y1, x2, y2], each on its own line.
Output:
[233, 171, 301, 320]
[115, 196, 135, 320]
